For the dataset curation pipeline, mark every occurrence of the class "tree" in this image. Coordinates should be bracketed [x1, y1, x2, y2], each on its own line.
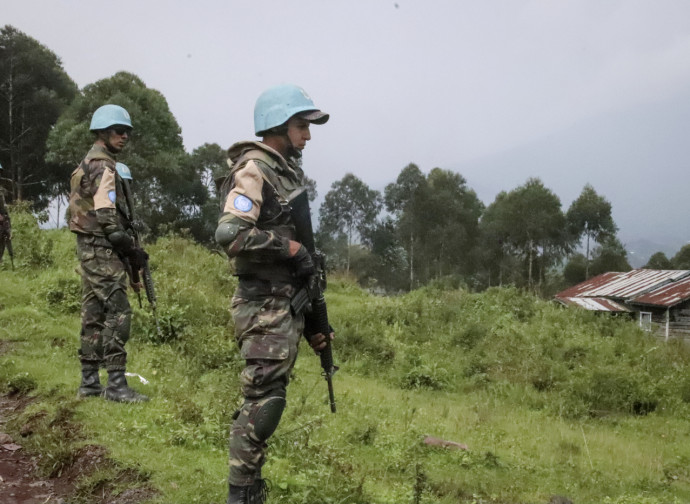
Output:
[318, 173, 382, 273]
[589, 236, 632, 276]
[46, 71, 205, 239]
[384, 163, 426, 289]
[384, 164, 483, 289]
[417, 168, 484, 282]
[182, 143, 227, 244]
[671, 245, 690, 270]
[566, 184, 617, 279]
[366, 217, 408, 292]
[563, 253, 588, 286]
[481, 178, 573, 290]
[0, 25, 77, 205]
[644, 251, 673, 269]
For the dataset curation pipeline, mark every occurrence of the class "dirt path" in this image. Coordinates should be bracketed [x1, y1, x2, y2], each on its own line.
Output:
[0, 337, 157, 504]
[0, 394, 63, 504]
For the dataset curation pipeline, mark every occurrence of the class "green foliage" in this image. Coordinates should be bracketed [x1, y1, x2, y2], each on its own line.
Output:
[5, 201, 54, 269]
[46, 71, 209, 240]
[645, 251, 674, 269]
[590, 235, 632, 276]
[319, 173, 383, 274]
[481, 178, 574, 290]
[671, 244, 690, 269]
[564, 252, 588, 285]
[0, 25, 78, 206]
[3, 228, 690, 504]
[566, 184, 617, 265]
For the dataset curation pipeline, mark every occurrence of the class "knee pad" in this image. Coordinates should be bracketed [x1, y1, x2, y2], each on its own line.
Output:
[251, 394, 286, 442]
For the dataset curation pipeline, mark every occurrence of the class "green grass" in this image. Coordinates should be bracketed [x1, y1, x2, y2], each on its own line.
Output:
[2, 208, 690, 503]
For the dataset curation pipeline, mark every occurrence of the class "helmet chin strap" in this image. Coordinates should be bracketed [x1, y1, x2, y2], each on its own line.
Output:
[281, 129, 302, 161]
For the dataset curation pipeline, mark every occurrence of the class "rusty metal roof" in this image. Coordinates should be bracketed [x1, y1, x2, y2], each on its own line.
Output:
[554, 269, 690, 310]
[555, 296, 632, 312]
[629, 275, 690, 307]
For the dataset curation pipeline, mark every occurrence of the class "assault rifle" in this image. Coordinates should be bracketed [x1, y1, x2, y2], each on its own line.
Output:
[121, 178, 163, 339]
[0, 216, 12, 270]
[289, 188, 338, 413]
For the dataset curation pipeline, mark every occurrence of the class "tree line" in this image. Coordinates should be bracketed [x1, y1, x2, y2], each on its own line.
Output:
[2, 25, 684, 296]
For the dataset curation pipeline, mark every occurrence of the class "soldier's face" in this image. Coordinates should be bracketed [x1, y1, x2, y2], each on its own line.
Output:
[105, 126, 131, 153]
[286, 117, 311, 151]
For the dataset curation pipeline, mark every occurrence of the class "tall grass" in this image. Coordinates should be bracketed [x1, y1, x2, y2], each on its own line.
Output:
[2, 207, 690, 503]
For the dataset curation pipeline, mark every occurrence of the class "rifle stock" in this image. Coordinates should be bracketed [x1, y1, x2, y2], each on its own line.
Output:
[289, 188, 337, 413]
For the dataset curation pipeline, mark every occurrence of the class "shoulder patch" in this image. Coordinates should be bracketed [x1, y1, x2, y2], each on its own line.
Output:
[233, 195, 253, 212]
[108, 190, 117, 203]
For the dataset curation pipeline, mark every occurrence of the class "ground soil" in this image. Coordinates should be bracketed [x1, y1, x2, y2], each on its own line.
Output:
[0, 343, 157, 504]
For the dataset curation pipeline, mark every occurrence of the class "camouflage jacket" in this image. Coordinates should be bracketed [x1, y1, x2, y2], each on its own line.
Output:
[217, 141, 305, 280]
[68, 144, 130, 239]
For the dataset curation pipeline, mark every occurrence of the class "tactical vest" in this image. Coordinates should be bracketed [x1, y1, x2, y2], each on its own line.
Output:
[68, 150, 129, 236]
[220, 145, 304, 279]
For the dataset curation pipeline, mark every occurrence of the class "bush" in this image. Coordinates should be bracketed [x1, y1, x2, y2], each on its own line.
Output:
[7, 201, 54, 269]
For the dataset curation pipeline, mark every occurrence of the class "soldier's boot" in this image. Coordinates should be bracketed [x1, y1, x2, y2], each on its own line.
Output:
[104, 370, 149, 403]
[77, 365, 102, 398]
[227, 479, 269, 504]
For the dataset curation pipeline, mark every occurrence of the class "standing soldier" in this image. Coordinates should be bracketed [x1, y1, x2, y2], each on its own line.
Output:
[215, 84, 333, 504]
[68, 104, 149, 403]
[0, 163, 12, 266]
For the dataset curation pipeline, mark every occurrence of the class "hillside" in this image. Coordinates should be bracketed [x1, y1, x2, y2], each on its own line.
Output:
[2, 208, 690, 504]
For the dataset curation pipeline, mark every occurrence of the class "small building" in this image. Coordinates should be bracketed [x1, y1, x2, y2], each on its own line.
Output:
[554, 269, 690, 339]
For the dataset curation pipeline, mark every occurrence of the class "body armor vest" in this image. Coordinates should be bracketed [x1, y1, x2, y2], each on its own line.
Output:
[221, 145, 304, 280]
[69, 152, 129, 236]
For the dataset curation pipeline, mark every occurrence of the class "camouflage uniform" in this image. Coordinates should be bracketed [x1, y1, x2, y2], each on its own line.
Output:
[0, 187, 10, 263]
[69, 144, 133, 372]
[217, 141, 306, 486]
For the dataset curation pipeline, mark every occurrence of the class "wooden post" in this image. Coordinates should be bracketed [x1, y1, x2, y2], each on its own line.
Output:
[665, 308, 670, 341]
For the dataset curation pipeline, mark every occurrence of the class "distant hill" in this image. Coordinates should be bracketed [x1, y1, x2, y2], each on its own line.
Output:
[622, 236, 688, 268]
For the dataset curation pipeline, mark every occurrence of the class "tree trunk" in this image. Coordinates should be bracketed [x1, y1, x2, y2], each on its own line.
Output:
[409, 230, 415, 290]
[346, 224, 352, 274]
[585, 231, 591, 279]
[528, 239, 534, 287]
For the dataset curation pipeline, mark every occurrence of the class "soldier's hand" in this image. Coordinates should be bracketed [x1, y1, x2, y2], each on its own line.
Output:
[308, 331, 334, 355]
[127, 247, 149, 270]
[290, 242, 315, 278]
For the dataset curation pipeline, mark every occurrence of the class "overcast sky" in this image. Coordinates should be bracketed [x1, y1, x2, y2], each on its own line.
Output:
[5, 0, 690, 256]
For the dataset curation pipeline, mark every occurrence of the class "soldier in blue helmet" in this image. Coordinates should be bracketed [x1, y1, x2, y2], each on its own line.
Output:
[215, 85, 333, 504]
[68, 105, 149, 403]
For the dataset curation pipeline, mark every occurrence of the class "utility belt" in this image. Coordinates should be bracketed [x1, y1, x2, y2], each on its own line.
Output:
[236, 270, 313, 317]
[76, 233, 113, 249]
[235, 257, 295, 282]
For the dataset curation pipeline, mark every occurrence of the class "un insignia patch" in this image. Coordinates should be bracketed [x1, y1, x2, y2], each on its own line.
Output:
[108, 190, 117, 203]
[234, 195, 253, 212]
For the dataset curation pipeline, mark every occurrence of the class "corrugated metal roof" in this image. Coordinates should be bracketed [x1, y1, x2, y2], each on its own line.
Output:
[554, 269, 690, 311]
[556, 296, 632, 312]
[555, 272, 622, 299]
[556, 269, 690, 300]
[629, 275, 690, 307]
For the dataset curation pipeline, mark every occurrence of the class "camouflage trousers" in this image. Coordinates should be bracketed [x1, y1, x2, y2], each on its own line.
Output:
[228, 281, 304, 486]
[77, 235, 131, 371]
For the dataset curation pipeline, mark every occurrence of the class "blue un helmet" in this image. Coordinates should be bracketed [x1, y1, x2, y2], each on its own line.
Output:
[115, 162, 132, 180]
[90, 104, 133, 131]
[254, 84, 329, 136]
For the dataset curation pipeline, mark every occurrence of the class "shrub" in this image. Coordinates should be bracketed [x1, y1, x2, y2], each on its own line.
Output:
[7, 201, 54, 269]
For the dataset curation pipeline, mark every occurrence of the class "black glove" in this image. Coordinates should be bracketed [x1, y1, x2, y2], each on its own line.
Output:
[292, 245, 315, 278]
[127, 247, 149, 270]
